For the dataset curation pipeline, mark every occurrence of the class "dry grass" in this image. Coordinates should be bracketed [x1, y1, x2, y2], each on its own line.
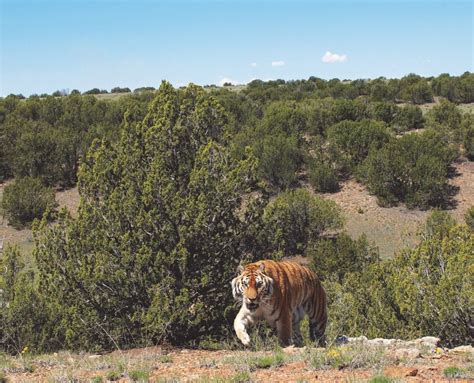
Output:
[2, 342, 473, 382]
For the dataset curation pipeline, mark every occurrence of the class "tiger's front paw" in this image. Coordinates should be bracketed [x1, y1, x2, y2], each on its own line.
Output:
[236, 328, 251, 347]
[241, 333, 251, 347]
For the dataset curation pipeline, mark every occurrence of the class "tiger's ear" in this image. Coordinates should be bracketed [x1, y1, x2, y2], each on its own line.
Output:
[258, 263, 265, 272]
[237, 264, 244, 274]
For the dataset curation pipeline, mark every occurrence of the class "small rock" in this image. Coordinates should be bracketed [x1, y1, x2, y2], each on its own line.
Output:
[367, 338, 399, 346]
[392, 348, 421, 360]
[88, 354, 102, 359]
[347, 335, 368, 343]
[283, 345, 299, 354]
[406, 368, 419, 377]
[415, 336, 440, 348]
[450, 345, 474, 354]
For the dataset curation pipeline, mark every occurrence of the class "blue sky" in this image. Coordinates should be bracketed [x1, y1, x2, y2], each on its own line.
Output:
[1, 0, 472, 96]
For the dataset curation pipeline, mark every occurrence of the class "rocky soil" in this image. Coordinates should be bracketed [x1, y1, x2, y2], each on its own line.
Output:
[2, 337, 473, 382]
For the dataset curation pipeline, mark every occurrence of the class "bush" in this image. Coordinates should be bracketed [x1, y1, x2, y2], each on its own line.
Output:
[328, 224, 473, 347]
[392, 105, 424, 133]
[307, 233, 379, 283]
[0, 246, 60, 353]
[462, 114, 474, 160]
[426, 100, 463, 142]
[359, 130, 457, 208]
[262, 188, 343, 255]
[308, 160, 339, 193]
[327, 119, 391, 174]
[1, 177, 56, 228]
[256, 133, 300, 189]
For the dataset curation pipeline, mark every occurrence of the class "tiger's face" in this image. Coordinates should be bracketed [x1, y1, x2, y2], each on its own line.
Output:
[231, 263, 274, 311]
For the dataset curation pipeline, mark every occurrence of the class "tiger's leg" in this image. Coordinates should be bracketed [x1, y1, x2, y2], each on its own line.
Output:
[276, 309, 292, 347]
[306, 291, 328, 347]
[234, 306, 254, 346]
[292, 307, 304, 347]
[308, 303, 327, 347]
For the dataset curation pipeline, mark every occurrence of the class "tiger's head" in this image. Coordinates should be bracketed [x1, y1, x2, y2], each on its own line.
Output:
[231, 262, 274, 311]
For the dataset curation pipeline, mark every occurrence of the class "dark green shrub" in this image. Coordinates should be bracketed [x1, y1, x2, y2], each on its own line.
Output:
[0, 246, 60, 354]
[308, 160, 339, 193]
[426, 100, 463, 142]
[327, 119, 391, 174]
[359, 130, 457, 208]
[256, 133, 300, 189]
[262, 188, 343, 255]
[307, 233, 379, 283]
[1, 177, 56, 228]
[462, 115, 474, 160]
[392, 105, 424, 133]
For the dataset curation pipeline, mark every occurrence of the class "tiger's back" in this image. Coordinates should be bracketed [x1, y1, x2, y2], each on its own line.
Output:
[231, 259, 327, 347]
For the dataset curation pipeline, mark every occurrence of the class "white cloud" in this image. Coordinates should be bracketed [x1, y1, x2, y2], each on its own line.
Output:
[271, 60, 285, 67]
[219, 77, 239, 86]
[322, 51, 347, 63]
[250, 62, 257, 67]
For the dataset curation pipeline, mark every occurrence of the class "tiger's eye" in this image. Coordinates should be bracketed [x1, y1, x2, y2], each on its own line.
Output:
[256, 281, 262, 288]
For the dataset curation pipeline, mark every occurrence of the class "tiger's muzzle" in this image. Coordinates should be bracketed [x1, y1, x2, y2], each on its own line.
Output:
[245, 287, 259, 311]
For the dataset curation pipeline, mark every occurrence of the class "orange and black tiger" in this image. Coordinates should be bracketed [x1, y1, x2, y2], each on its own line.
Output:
[231, 259, 327, 347]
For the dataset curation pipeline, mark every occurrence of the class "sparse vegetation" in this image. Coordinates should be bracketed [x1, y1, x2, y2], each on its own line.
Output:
[443, 366, 466, 378]
[1, 177, 56, 228]
[128, 369, 150, 382]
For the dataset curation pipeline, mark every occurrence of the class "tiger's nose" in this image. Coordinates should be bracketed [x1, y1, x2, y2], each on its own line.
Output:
[246, 288, 257, 300]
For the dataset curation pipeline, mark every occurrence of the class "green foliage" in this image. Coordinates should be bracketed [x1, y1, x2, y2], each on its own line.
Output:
[462, 114, 474, 160]
[423, 209, 456, 239]
[1, 177, 56, 228]
[359, 130, 457, 208]
[307, 233, 379, 283]
[106, 370, 122, 381]
[327, 119, 391, 174]
[31, 82, 264, 350]
[368, 376, 396, 383]
[443, 366, 466, 378]
[256, 133, 300, 189]
[262, 188, 343, 255]
[328, 224, 473, 347]
[392, 105, 424, 133]
[398, 75, 434, 104]
[426, 99, 463, 142]
[431, 72, 474, 103]
[129, 369, 150, 382]
[248, 350, 285, 369]
[0, 246, 60, 354]
[308, 160, 339, 193]
[465, 206, 474, 230]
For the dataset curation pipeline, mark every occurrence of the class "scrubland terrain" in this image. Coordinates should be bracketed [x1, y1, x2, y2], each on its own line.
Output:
[2, 157, 472, 260]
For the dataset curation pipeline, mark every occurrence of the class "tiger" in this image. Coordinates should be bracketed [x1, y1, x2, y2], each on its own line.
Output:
[231, 259, 327, 347]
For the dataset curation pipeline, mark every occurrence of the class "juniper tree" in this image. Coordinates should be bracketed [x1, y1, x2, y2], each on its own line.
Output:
[33, 82, 264, 350]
